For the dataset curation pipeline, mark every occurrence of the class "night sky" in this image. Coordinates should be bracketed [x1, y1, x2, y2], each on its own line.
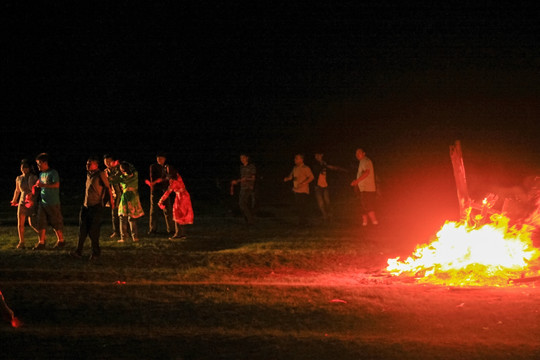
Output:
[3, 2, 539, 214]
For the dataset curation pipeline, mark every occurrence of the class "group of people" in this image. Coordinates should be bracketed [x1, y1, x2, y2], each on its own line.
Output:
[230, 148, 379, 227]
[10, 152, 194, 259]
[11, 147, 377, 257]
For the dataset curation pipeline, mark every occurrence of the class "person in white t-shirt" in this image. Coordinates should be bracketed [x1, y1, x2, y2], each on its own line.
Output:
[350, 148, 378, 226]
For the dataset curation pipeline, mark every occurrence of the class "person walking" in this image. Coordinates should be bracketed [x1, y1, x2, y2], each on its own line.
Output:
[350, 148, 379, 226]
[33, 153, 65, 250]
[10, 159, 38, 249]
[71, 156, 114, 260]
[159, 165, 193, 240]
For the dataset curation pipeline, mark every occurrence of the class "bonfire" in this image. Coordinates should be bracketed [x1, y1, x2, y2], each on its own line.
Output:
[386, 141, 540, 287]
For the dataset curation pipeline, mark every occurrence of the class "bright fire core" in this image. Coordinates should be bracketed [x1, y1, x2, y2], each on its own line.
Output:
[387, 211, 540, 286]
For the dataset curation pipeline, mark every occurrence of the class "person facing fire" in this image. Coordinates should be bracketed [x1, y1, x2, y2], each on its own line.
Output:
[284, 153, 314, 226]
[350, 148, 379, 226]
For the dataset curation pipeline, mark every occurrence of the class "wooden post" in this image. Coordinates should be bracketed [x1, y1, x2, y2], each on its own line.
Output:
[449, 140, 471, 218]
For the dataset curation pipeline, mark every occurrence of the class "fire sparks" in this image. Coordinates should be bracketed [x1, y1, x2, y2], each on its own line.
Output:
[387, 209, 540, 287]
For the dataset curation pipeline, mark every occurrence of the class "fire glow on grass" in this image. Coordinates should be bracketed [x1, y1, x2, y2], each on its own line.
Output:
[387, 210, 540, 286]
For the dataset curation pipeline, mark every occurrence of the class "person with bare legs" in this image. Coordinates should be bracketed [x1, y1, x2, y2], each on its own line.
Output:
[11, 159, 38, 249]
[33, 153, 65, 250]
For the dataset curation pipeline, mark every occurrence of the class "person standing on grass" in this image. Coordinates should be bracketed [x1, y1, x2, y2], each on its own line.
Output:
[230, 153, 257, 224]
[103, 154, 123, 239]
[284, 154, 314, 226]
[71, 156, 114, 261]
[146, 152, 174, 236]
[350, 148, 379, 226]
[33, 153, 65, 250]
[312, 152, 347, 223]
[10, 159, 38, 249]
[159, 165, 193, 240]
[108, 161, 145, 243]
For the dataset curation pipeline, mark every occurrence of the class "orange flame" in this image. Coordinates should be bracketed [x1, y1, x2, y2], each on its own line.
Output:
[387, 210, 540, 286]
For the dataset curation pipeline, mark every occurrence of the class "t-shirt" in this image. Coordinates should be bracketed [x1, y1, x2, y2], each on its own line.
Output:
[356, 157, 376, 192]
[291, 164, 314, 194]
[39, 169, 61, 206]
[240, 163, 256, 189]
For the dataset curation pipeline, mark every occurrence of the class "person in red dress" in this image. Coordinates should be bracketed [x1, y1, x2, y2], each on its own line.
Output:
[158, 165, 193, 240]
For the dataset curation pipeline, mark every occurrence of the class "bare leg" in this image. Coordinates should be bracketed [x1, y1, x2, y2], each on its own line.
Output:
[368, 211, 378, 225]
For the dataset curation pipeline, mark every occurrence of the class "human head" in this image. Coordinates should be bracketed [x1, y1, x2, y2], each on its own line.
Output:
[35, 153, 50, 172]
[120, 162, 133, 175]
[165, 164, 178, 179]
[355, 148, 366, 161]
[86, 156, 100, 172]
[314, 153, 324, 162]
[20, 159, 32, 174]
[240, 154, 249, 166]
[103, 154, 118, 168]
[294, 154, 305, 166]
[156, 152, 167, 166]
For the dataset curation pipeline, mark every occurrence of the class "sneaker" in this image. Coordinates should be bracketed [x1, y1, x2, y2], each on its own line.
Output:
[16, 242, 25, 249]
[53, 241, 66, 249]
[33, 243, 46, 250]
[70, 250, 83, 259]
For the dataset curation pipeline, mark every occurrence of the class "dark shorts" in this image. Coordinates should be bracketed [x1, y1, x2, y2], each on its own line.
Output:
[358, 191, 377, 213]
[38, 204, 64, 231]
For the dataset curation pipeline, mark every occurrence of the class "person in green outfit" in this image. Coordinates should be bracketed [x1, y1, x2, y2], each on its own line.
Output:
[108, 161, 145, 242]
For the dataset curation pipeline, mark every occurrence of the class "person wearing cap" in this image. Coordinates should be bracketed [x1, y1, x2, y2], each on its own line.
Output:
[10, 159, 39, 249]
[146, 152, 173, 236]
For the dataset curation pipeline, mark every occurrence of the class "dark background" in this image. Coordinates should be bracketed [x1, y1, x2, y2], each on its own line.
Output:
[2, 2, 539, 227]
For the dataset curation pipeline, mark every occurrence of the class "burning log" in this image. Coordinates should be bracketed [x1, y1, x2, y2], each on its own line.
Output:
[509, 275, 540, 284]
[449, 140, 471, 218]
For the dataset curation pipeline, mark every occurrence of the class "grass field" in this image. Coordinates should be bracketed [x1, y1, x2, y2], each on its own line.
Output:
[1, 198, 540, 360]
